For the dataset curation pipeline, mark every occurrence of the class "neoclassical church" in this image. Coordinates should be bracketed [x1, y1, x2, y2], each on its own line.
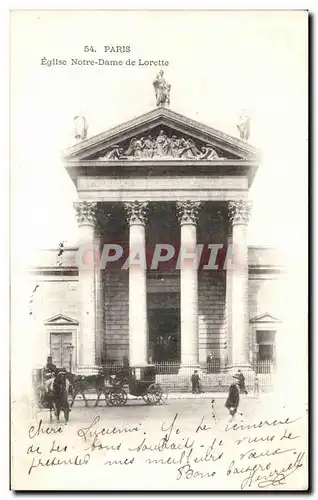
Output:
[30, 74, 282, 379]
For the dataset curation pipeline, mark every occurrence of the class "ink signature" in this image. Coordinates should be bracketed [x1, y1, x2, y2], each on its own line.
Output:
[240, 452, 305, 489]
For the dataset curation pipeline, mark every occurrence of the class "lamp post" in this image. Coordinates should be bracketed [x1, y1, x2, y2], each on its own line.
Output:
[68, 345, 74, 373]
[253, 343, 259, 373]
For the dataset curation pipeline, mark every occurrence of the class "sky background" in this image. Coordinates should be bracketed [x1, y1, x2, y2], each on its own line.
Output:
[10, 10, 308, 267]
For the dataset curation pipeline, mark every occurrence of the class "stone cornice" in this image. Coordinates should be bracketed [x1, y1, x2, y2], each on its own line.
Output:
[63, 107, 260, 162]
[65, 158, 258, 168]
[28, 267, 79, 276]
[28, 265, 284, 277]
[65, 159, 258, 188]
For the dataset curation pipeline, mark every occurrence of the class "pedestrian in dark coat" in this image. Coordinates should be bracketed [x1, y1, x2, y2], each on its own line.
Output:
[191, 370, 200, 394]
[236, 369, 248, 394]
[225, 376, 241, 418]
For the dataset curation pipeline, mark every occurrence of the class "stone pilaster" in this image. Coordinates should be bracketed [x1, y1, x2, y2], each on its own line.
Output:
[227, 200, 252, 371]
[124, 201, 149, 368]
[74, 201, 98, 374]
[225, 221, 233, 370]
[94, 225, 104, 367]
[177, 201, 201, 369]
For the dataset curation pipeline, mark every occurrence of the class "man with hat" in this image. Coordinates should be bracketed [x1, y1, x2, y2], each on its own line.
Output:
[44, 356, 57, 376]
[225, 375, 242, 420]
[236, 369, 248, 395]
[43, 356, 58, 392]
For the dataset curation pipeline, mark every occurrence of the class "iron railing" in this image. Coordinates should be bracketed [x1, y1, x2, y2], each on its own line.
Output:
[33, 360, 275, 393]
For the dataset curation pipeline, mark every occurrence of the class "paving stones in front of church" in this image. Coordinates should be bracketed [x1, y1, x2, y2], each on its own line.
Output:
[37, 394, 266, 428]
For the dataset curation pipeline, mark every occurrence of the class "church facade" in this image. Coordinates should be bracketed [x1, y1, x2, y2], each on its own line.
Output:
[30, 88, 282, 380]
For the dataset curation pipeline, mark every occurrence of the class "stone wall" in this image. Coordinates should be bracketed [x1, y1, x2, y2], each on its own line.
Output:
[248, 275, 282, 320]
[198, 272, 227, 365]
[29, 278, 80, 366]
[103, 270, 129, 360]
[248, 273, 283, 361]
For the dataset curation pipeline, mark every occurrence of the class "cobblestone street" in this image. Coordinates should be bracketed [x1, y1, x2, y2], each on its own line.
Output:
[38, 394, 265, 428]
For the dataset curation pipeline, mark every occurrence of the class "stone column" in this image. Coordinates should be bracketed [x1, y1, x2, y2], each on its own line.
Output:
[124, 201, 148, 370]
[74, 201, 98, 374]
[228, 200, 252, 370]
[94, 225, 104, 366]
[177, 201, 201, 370]
[225, 222, 233, 369]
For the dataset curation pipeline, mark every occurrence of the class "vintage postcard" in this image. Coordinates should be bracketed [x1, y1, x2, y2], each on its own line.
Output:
[10, 9, 308, 491]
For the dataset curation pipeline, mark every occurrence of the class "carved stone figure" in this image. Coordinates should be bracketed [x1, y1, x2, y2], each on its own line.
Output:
[200, 144, 219, 160]
[133, 138, 144, 159]
[168, 135, 181, 157]
[155, 130, 169, 156]
[74, 115, 88, 141]
[178, 138, 201, 159]
[153, 71, 171, 107]
[100, 131, 225, 160]
[142, 135, 155, 158]
[101, 146, 127, 160]
[236, 112, 250, 141]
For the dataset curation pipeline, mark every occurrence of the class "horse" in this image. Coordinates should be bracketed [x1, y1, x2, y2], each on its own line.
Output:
[35, 370, 70, 422]
[35, 378, 56, 422]
[52, 371, 70, 422]
[66, 370, 112, 407]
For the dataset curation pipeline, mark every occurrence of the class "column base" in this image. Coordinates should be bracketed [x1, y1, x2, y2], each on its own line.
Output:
[76, 365, 101, 376]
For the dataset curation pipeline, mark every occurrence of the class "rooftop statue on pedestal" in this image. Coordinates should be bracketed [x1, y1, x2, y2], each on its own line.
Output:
[74, 115, 88, 141]
[236, 111, 250, 142]
[153, 70, 171, 107]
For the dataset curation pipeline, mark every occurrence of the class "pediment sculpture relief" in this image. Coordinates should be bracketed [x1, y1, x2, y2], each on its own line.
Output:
[98, 130, 221, 160]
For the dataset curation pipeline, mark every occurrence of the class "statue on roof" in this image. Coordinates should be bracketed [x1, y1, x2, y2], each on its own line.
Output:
[153, 70, 171, 107]
[236, 110, 250, 142]
[74, 115, 88, 141]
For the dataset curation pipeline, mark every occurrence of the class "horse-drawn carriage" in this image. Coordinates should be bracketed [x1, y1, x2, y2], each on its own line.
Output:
[33, 364, 168, 414]
[107, 365, 168, 406]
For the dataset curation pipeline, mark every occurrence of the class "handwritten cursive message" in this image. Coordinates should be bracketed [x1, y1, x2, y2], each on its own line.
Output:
[24, 411, 307, 490]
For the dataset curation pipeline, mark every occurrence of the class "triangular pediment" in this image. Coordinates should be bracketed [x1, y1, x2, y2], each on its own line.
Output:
[44, 314, 79, 326]
[250, 312, 281, 324]
[63, 107, 260, 162]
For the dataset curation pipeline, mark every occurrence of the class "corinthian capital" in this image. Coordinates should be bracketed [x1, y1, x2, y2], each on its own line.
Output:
[124, 201, 149, 225]
[228, 200, 252, 225]
[74, 201, 98, 225]
[176, 201, 201, 225]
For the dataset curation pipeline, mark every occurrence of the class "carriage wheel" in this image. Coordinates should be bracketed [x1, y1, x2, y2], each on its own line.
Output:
[142, 383, 164, 405]
[157, 387, 168, 405]
[108, 388, 127, 406]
